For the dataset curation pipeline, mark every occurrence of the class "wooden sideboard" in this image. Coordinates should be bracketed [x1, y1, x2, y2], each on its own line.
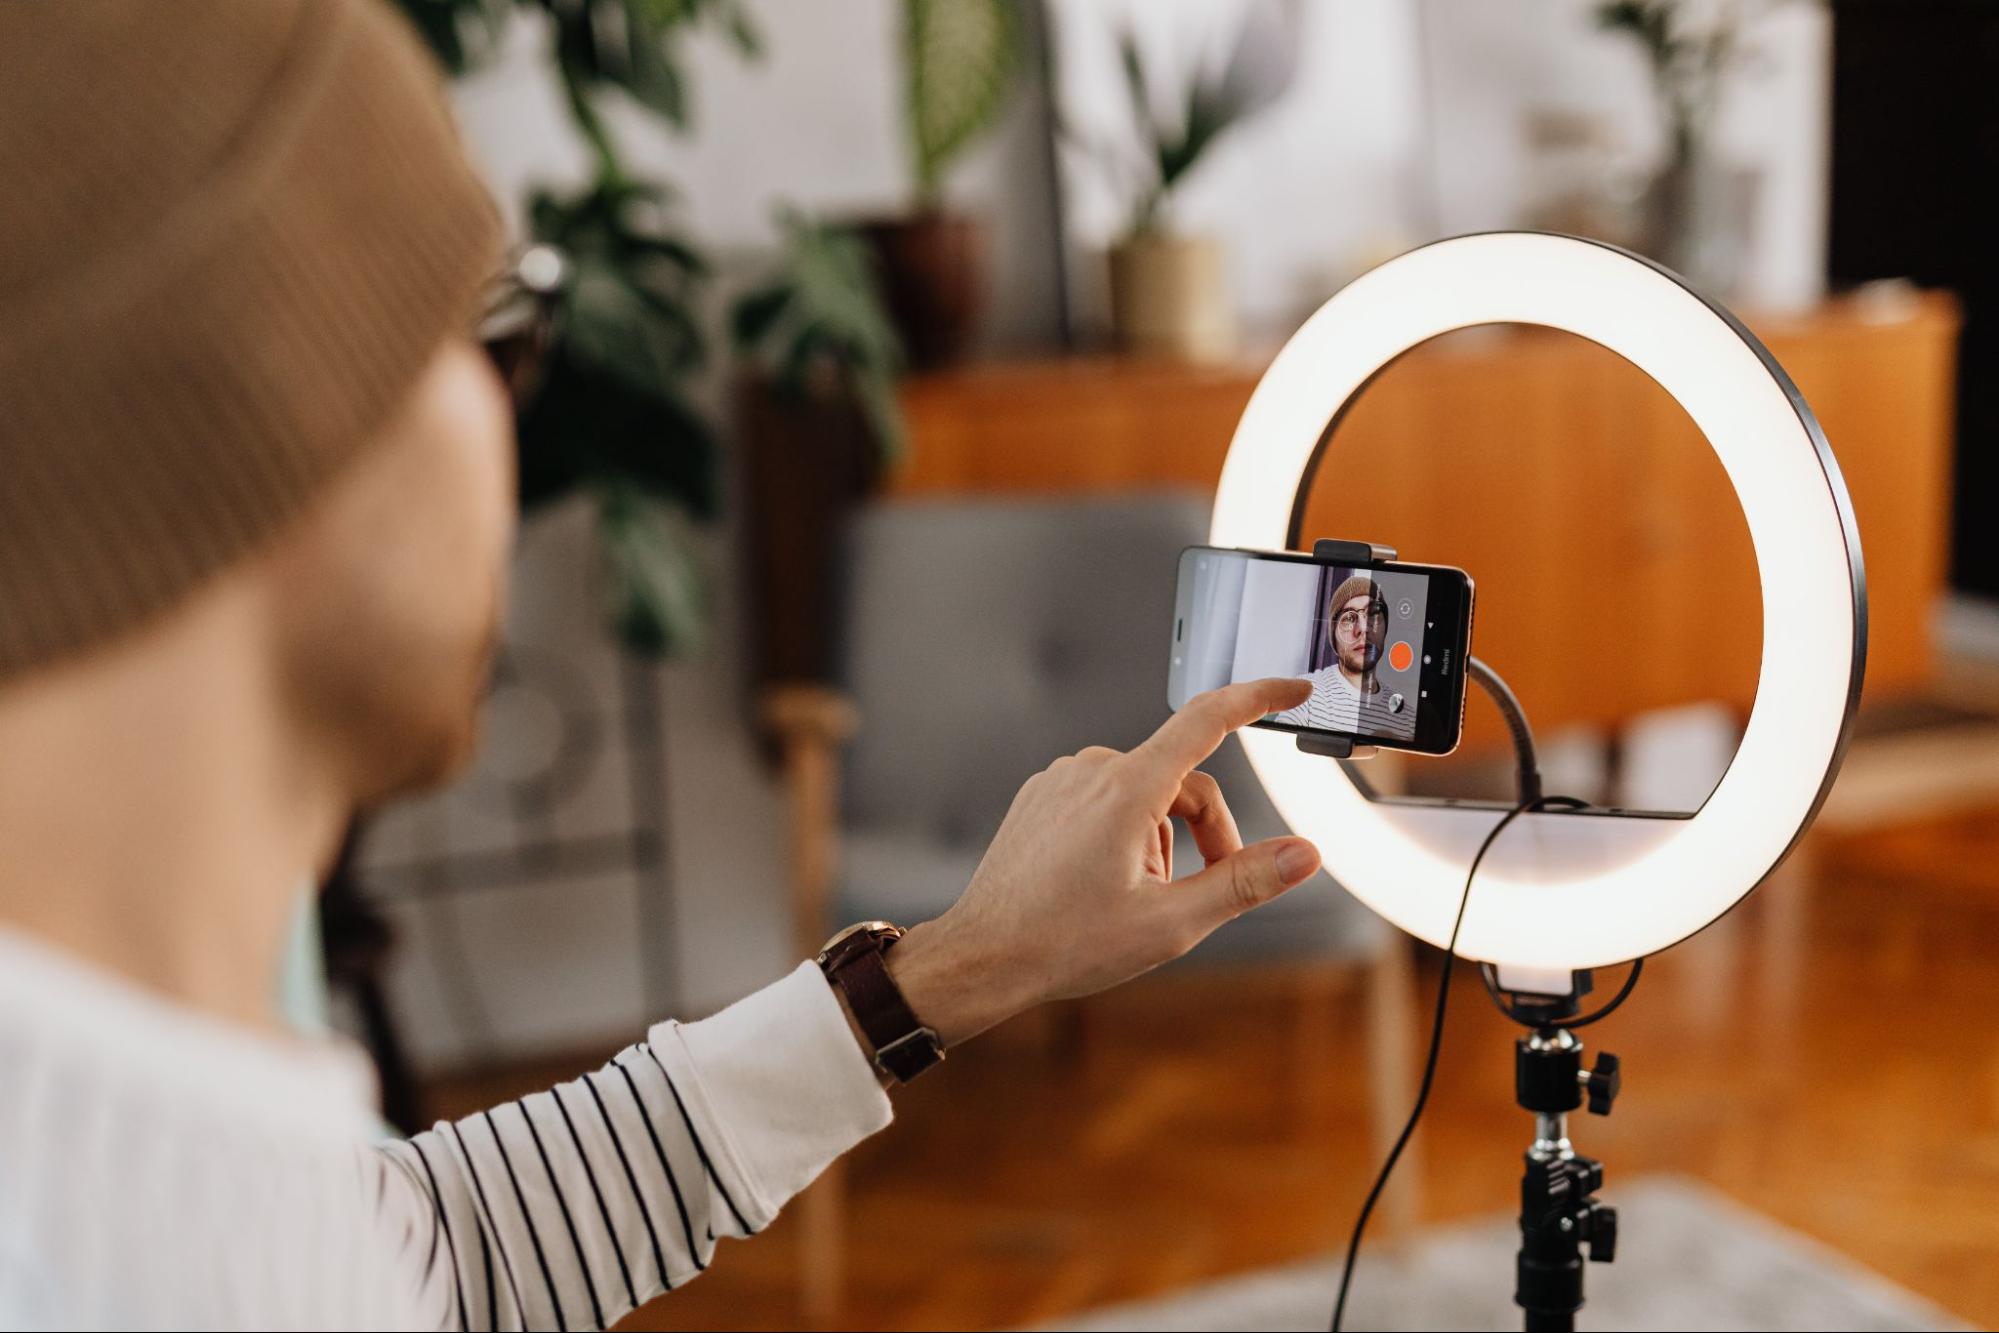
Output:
[889, 293, 1959, 745]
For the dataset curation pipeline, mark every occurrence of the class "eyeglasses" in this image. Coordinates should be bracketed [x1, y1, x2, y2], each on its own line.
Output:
[478, 243, 569, 411]
[1335, 605, 1388, 635]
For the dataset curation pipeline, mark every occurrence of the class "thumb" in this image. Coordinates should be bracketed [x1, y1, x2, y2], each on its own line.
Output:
[1178, 836, 1320, 933]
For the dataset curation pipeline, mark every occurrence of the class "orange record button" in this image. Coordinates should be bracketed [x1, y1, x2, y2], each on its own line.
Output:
[1387, 640, 1415, 672]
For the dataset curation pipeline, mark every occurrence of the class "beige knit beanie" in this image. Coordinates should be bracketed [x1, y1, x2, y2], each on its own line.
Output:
[0, 0, 503, 680]
[1327, 575, 1385, 623]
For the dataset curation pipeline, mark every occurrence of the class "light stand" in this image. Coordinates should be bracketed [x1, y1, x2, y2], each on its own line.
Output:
[1312, 537, 1638, 1332]
[1495, 973, 1622, 1333]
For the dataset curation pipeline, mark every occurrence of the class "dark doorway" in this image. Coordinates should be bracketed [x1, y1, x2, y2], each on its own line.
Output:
[1829, 0, 1999, 598]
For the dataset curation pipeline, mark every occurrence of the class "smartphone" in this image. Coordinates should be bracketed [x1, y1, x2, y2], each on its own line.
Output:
[1167, 546, 1475, 756]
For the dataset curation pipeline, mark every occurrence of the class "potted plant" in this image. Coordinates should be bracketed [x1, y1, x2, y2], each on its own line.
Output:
[1595, 0, 1775, 297]
[857, 0, 1021, 370]
[398, 0, 762, 654]
[733, 212, 907, 690]
[1096, 5, 1298, 361]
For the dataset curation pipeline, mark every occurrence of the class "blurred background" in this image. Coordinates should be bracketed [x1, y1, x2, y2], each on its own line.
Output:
[329, 0, 1998, 1327]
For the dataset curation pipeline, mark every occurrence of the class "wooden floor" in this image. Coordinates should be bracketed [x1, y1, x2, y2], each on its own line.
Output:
[430, 799, 1999, 1331]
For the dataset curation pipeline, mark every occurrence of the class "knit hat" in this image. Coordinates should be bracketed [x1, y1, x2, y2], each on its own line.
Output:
[0, 0, 502, 680]
[1326, 575, 1385, 623]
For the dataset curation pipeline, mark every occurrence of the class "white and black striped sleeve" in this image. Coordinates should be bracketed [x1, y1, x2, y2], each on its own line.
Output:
[375, 961, 894, 1330]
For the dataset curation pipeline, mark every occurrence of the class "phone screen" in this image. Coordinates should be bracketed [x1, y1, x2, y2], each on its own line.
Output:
[1169, 546, 1473, 754]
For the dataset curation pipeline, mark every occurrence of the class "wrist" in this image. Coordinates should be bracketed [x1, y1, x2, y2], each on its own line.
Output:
[884, 915, 1028, 1048]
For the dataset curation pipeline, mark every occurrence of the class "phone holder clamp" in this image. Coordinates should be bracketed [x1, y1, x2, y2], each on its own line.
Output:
[1311, 538, 1398, 565]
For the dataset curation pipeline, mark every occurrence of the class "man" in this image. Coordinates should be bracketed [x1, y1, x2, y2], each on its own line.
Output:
[0, 3, 1323, 1328]
[1272, 575, 1417, 742]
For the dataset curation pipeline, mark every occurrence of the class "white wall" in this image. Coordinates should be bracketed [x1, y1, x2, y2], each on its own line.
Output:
[1049, 0, 1828, 330]
[374, 0, 1834, 1071]
[1049, 0, 1429, 337]
[1418, 0, 1830, 313]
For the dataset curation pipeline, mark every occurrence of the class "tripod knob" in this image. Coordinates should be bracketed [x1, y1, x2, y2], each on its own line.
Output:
[1587, 1203, 1618, 1262]
[1585, 1052, 1621, 1115]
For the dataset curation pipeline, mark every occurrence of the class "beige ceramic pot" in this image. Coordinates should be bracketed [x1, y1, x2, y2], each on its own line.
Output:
[1107, 231, 1237, 362]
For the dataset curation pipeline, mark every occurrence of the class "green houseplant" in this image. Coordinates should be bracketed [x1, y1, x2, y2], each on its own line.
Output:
[396, 0, 900, 657]
[1595, 0, 1778, 296]
[731, 210, 909, 689]
[1091, 3, 1298, 361]
[856, 0, 1021, 369]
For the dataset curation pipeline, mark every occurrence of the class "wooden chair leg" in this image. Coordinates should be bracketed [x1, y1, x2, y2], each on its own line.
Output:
[1043, 996, 1093, 1067]
[1290, 963, 1344, 1132]
[1364, 939, 1421, 1237]
[797, 1160, 845, 1330]
[760, 686, 861, 1325]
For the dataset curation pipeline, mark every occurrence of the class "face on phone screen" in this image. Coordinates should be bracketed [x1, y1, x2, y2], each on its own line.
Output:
[1169, 547, 1472, 754]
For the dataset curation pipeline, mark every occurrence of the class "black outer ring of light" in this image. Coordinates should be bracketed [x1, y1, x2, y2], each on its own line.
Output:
[1277, 231, 1868, 965]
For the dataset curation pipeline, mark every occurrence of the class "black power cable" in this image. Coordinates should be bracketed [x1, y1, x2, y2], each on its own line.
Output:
[1327, 790, 1551, 1332]
[1328, 656, 1643, 1331]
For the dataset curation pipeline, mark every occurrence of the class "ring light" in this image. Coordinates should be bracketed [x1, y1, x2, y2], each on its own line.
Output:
[1213, 232, 1865, 970]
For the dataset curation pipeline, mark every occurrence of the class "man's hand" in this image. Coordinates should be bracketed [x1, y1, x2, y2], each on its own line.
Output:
[883, 677, 1321, 1048]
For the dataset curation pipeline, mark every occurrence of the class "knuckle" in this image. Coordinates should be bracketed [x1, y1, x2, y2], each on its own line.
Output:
[1225, 856, 1269, 916]
[1076, 745, 1120, 764]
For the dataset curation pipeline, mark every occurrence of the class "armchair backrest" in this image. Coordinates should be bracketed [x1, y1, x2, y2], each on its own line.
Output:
[837, 493, 1224, 845]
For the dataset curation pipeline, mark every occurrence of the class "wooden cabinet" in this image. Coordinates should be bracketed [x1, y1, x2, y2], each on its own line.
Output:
[890, 294, 1958, 744]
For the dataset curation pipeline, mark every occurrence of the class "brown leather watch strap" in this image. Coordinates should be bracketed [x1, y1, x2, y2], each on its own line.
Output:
[817, 922, 944, 1084]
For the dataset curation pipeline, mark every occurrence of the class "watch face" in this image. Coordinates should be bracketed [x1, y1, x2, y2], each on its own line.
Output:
[818, 919, 901, 961]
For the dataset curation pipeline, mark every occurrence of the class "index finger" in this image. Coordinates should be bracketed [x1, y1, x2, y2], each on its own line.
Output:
[1132, 677, 1311, 782]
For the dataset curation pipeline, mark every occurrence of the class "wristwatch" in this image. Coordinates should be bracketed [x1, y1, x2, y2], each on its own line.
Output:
[816, 921, 945, 1084]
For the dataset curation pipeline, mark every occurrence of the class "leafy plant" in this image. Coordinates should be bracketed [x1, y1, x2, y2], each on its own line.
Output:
[732, 210, 908, 466]
[1095, 2, 1301, 239]
[396, 0, 763, 654]
[902, 0, 1021, 208]
[396, 0, 904, 656]
[1595, 0, 1743, 170]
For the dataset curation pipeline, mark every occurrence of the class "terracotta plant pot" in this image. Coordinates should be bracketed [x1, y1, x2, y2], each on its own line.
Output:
[1108, 231, 1238, 362]
[856, 211, 987, 370]
[736, 374, 882, 698]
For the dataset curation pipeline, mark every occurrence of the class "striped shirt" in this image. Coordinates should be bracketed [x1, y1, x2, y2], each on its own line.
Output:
[1270, 666, 1416, 743]
[0, 929, 891, 1330]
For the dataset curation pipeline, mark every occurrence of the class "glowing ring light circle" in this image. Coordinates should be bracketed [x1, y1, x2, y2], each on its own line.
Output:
[1212, 233, 1865, 970]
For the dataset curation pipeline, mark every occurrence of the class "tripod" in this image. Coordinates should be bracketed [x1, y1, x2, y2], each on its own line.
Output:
[1502, 978, 1622, 1332]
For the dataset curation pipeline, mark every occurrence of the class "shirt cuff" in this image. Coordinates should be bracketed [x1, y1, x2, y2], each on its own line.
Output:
[658, 961, 893, 1219]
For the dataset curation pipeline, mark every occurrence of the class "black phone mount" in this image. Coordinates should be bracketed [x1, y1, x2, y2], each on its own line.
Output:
[1292, 539, 1399, 761]
[1311, 538, 1399, 565]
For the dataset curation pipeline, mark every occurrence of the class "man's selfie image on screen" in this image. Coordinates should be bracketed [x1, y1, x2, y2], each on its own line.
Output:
[1268, 573, 1418, 742]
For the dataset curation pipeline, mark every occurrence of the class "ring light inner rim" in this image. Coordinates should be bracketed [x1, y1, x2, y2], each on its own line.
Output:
[1281, 323, 1754, 822]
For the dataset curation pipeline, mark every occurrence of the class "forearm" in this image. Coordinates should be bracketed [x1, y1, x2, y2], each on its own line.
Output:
[377, 964, 892, 1330]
